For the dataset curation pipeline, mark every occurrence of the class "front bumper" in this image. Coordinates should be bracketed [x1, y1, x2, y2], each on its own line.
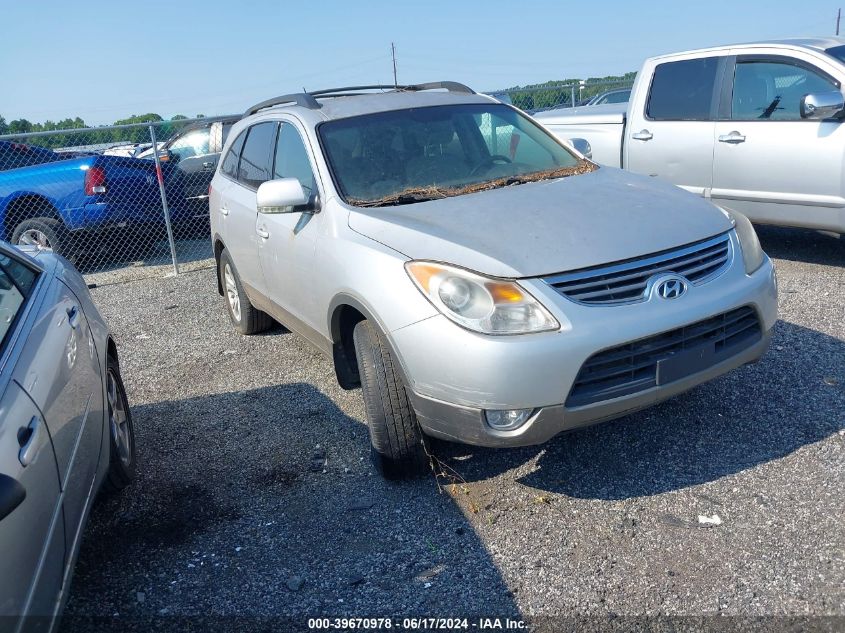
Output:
[390, 240, 777, 448]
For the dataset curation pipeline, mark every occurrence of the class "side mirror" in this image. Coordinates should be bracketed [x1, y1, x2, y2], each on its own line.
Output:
[256, 178, 310, 214]
[800, 91, 845, 120]
[569, 138, 593, 160]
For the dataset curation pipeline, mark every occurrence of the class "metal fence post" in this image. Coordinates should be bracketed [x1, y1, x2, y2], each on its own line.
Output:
[570, 84, 576, 108]
[149, 125, 179, 275]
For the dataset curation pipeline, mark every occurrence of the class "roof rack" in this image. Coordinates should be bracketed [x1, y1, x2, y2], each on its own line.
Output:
[244, 81, 475, 116]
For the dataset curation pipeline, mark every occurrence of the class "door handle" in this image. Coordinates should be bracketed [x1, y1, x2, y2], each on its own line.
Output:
[0, 474, 26, 521]
[631, 129, 653, 141]
[718, 131, 746, 144]
[256, 227, 270, 239]
[220, 206, 229, 216]
[66, 305, 80, 329]
[202, 161, 214, 170]
[18, 416, 42, 467]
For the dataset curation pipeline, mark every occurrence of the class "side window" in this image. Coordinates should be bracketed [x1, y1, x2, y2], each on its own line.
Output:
[169, 129, 210, 160]
[273, 123, 317, 197]
[0, 253, 38, 353]
[647, 57, 720, 121]
[732, 60, 839, 121]
[220, 130, 246, 179]
[238, 122, 277, 189]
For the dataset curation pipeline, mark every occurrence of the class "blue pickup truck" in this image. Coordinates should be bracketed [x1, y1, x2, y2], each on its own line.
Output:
[0, 141, 168, 261]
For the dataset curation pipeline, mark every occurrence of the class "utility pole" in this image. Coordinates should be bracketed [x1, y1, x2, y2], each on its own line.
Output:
[391, 42, 398, 88]
[837, 8, 841, 35]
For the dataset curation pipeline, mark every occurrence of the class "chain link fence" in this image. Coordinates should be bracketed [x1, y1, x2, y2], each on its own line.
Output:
[491, 78, 635, 112]
[0, 115, 237, 285]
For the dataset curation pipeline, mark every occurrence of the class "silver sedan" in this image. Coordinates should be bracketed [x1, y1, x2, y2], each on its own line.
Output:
[0, 240, 135, 629]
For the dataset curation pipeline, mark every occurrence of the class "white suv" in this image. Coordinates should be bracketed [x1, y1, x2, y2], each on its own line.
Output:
[210, 83, 777, 479]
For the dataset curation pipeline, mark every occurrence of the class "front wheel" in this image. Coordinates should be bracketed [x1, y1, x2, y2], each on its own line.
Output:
[353, 320, 430, 479]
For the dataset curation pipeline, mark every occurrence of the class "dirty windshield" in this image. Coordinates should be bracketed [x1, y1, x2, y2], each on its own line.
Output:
[319, 103, 596, 206]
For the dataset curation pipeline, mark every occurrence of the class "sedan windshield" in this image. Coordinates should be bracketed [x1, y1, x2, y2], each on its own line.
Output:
[319, 103, 595, 206]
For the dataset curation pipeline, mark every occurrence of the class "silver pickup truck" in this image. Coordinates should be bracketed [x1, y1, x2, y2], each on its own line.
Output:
[536, 37, 845, 235]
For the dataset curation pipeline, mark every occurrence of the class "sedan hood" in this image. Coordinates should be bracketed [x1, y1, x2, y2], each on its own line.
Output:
[347, 167, 733, 278]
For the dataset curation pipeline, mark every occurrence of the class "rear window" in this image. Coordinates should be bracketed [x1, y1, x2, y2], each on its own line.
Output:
[647, 57, 720, 121]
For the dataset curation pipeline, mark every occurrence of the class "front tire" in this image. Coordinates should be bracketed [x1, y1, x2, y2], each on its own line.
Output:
[353, 320, 430, 479]
[218, 248, 273, 335]
[103, 356, 136, 493]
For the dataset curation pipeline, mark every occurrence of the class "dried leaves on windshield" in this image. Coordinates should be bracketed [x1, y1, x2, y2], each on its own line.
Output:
[350, 160, 599, 207]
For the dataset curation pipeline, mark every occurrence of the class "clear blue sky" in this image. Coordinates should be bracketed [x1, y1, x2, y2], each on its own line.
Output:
[0, 0, 841, 125]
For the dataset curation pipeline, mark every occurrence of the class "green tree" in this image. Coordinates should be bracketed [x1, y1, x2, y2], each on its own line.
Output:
[0, 115, 7, 135]
[8, 119, 33, 134]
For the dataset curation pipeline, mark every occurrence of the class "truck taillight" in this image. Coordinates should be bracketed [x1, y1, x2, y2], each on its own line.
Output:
[84, 166, 107, 195]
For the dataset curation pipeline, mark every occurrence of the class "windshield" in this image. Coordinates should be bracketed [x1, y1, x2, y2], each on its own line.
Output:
[319, 103, 594, 206]
[826, 44, 845, 64]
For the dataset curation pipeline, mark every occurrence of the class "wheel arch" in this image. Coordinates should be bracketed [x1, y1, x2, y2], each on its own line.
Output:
[2, 194, 62, 241]
[328, 293, 412, 392]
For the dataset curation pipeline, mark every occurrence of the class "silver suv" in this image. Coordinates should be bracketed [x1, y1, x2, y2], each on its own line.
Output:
[210, 82, 777, 479]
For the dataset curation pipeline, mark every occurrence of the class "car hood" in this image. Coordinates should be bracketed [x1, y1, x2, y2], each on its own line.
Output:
[347, 167, 733, 278]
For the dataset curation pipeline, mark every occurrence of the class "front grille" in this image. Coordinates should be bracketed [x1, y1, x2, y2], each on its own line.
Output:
[544, 233, 732, 305]
[566, 306, 761, 407]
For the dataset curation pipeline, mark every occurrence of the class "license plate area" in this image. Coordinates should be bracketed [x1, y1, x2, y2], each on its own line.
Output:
[656, 342, 717, 385]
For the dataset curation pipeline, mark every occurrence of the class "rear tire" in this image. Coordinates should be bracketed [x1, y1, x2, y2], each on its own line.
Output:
[353, 319, 430, 479]
[103, 356, 136, 493]
[11, 217, 76, 263]
[218, 248, 273, 335]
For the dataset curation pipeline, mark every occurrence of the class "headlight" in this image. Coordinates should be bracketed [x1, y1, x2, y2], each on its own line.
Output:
[720, 208, 765, 274]
[405, 261, 559, 335]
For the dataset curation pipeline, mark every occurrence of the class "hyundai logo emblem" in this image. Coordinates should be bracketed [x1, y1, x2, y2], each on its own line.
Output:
[657, 278, 687, 300]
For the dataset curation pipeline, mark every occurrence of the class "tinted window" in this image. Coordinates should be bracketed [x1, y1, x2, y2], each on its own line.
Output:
[273, 123, 317, 197]
[220, 130, 246, 178]
[732, 60, 839, 120]
[238, 122, 277, 188]
[647, 57, 719, 120]
[0, 253, 38, 353]
[826, 45, 845, 63]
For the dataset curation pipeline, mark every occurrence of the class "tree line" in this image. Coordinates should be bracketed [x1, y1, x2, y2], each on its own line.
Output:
[0, 112, 206, 149]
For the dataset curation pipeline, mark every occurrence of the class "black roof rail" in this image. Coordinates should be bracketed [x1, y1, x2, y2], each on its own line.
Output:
[244, 81, 476, 116]
[406, 81, 475, 94]
[244, 93, 321, 116]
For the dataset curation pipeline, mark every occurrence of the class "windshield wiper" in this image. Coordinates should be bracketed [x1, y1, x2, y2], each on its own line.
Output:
[350, 186, 453, 207]
[349, 161, 598, 207]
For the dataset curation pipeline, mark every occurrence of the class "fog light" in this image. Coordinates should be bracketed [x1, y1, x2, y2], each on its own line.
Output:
[484, 408, 534, 431]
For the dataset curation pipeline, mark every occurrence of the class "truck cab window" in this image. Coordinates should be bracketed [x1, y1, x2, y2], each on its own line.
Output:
[732, 61, 839, 120]
[647, 57, 719, 121]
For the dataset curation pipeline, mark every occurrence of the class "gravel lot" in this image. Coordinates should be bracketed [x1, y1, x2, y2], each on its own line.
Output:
[61, 226, 844, 631]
